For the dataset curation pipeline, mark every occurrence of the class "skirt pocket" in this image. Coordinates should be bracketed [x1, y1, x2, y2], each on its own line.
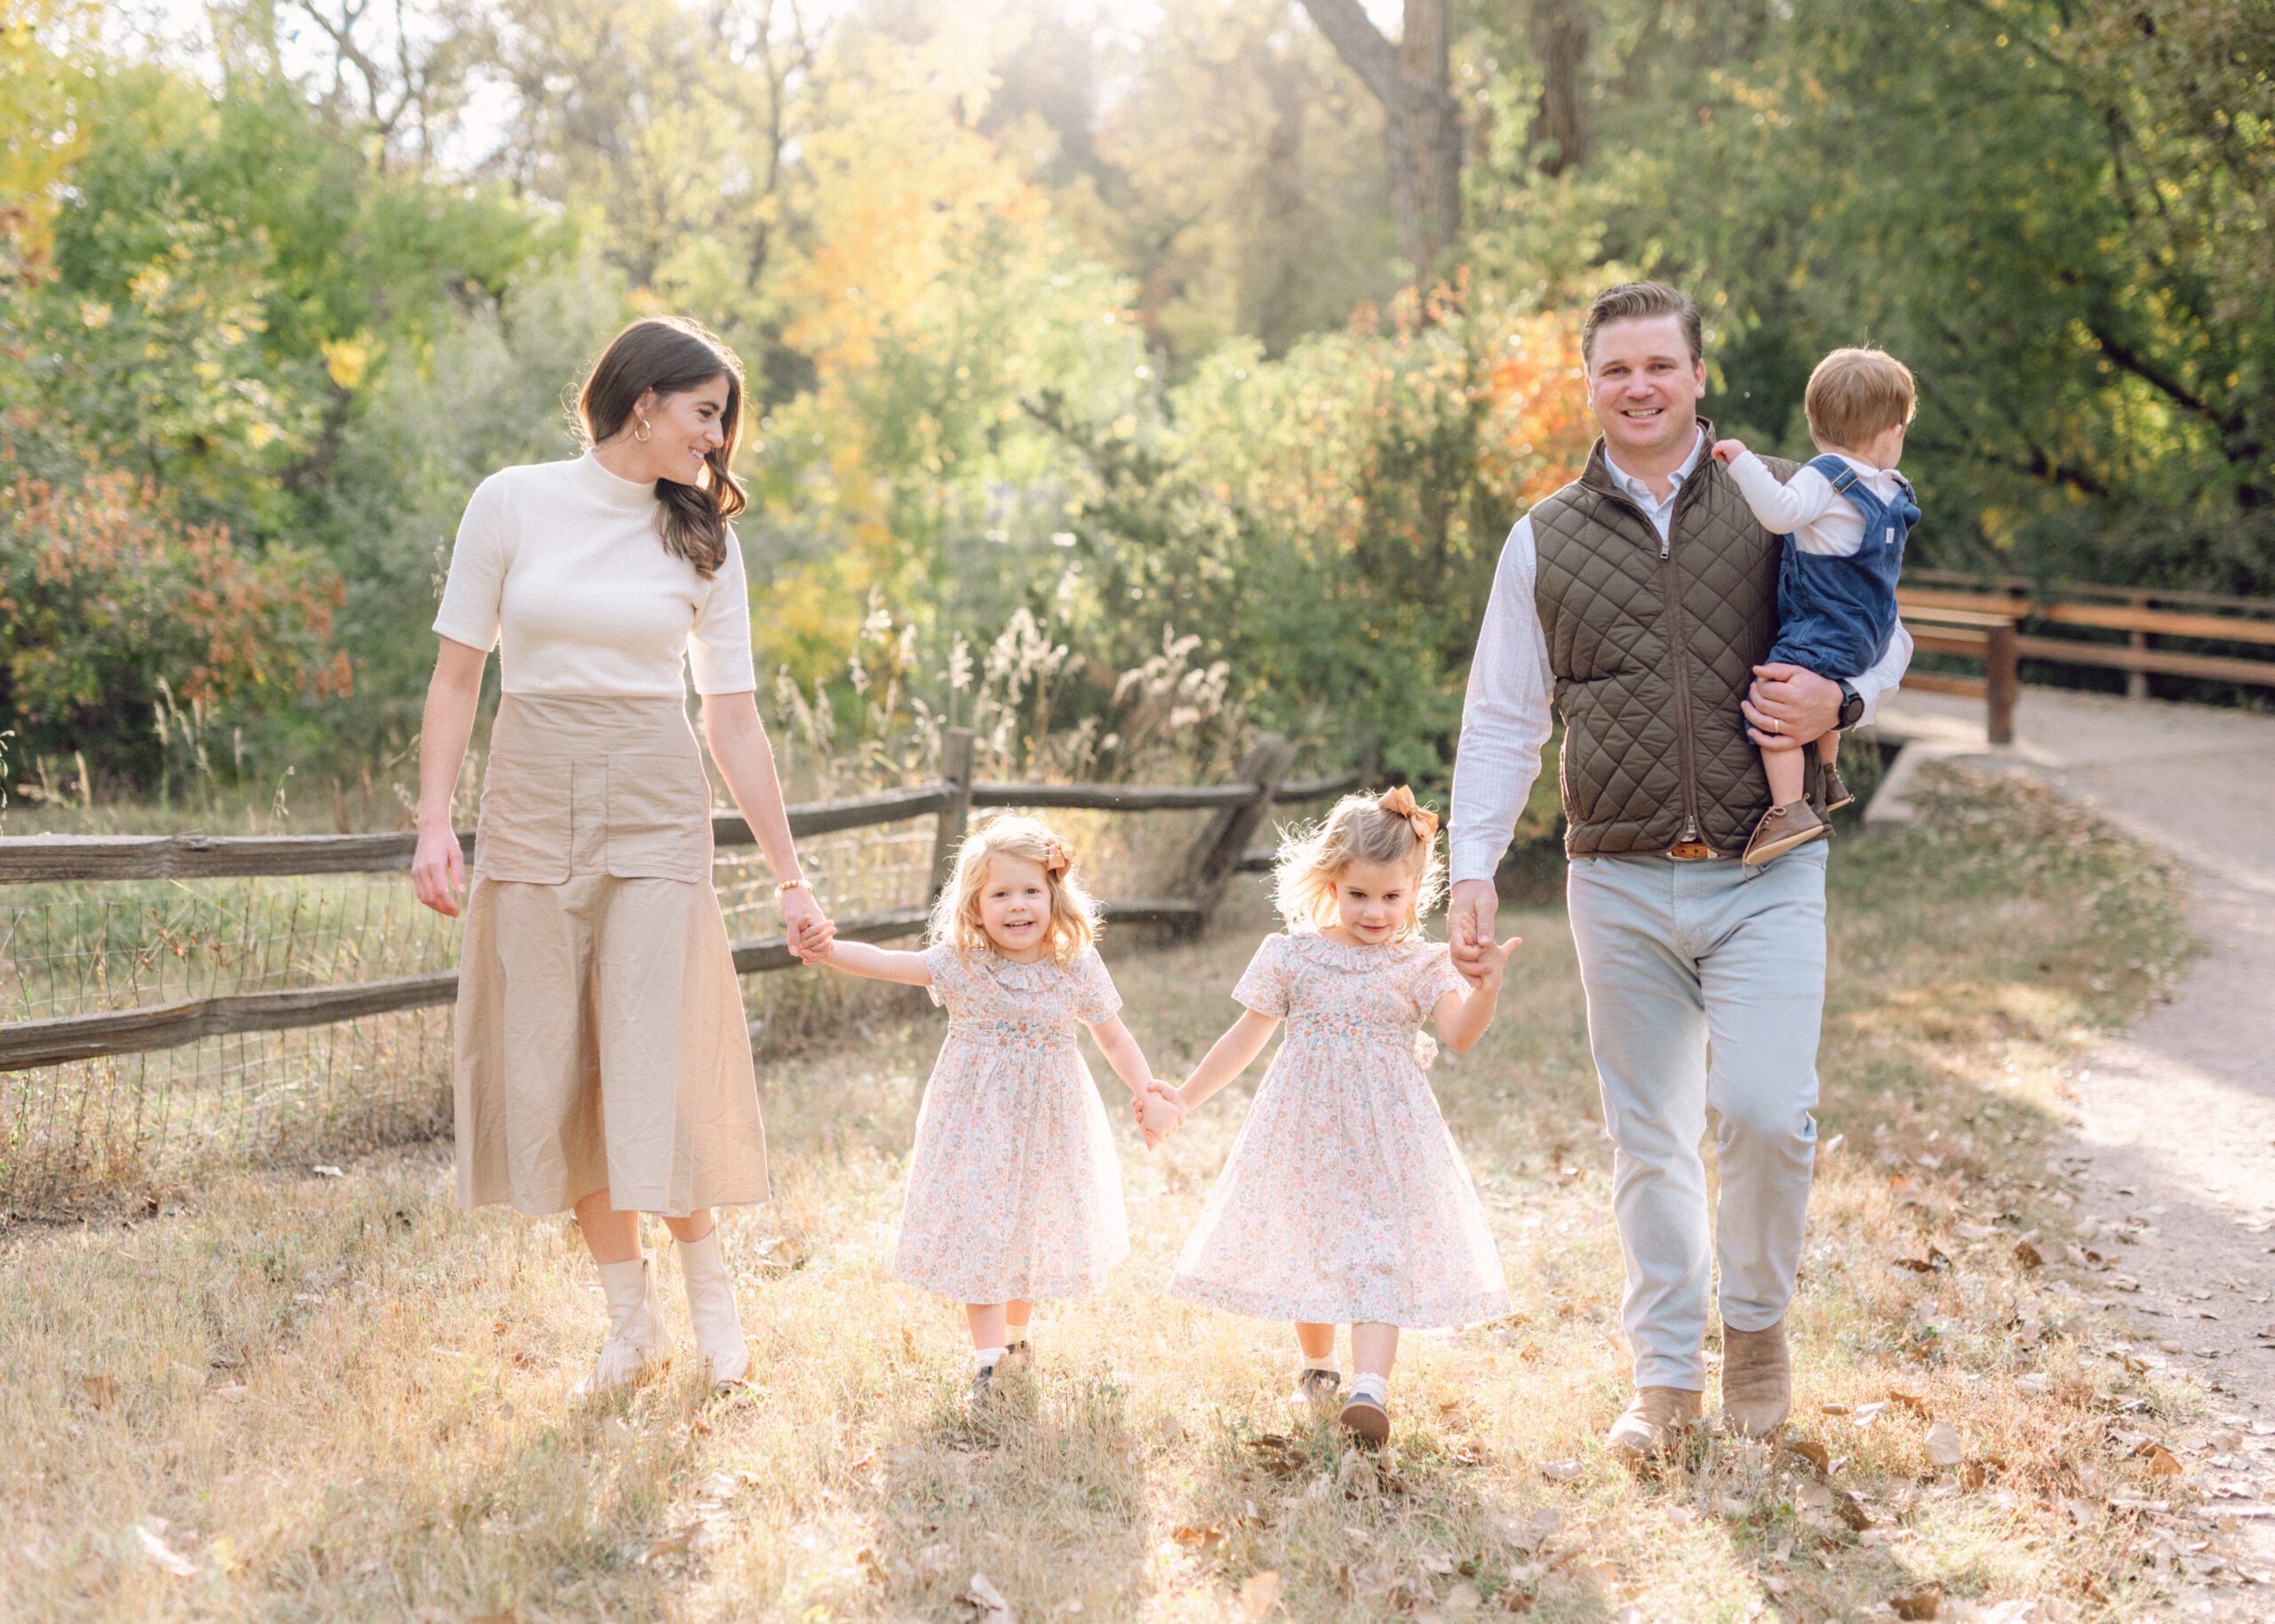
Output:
[475, 760, 572, 883]
[604, 753, 711, 881]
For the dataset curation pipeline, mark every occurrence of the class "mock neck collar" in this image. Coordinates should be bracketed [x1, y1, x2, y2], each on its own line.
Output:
[571, 449, 662, 513]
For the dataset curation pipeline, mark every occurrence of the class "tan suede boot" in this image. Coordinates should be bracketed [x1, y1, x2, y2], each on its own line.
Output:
[1605, 1386, 1703, 1461]
[1720, 1317, 1792, 1438]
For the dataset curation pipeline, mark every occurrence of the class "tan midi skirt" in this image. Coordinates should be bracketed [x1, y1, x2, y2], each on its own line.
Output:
[452, 695, 769, 1216]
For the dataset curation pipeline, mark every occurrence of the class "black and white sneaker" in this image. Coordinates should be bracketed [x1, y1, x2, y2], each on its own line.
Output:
[967, 1363, 999, 1410]
[998, 1339, 1033, 1373]
[1293, 1368, 1342, 1409]
[1337, 1393, 1390, 1447]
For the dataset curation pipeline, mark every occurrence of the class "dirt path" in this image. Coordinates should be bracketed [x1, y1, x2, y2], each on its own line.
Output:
[1880, 687, 2275, 1594]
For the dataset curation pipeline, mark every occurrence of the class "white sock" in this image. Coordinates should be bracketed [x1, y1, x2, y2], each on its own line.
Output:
[1301, 1354, 1339, 1375]
[1006, 1321, 1030, 1346]
[1349, 1372, 1388, 1407]
[974, 1346, 1006, 1373]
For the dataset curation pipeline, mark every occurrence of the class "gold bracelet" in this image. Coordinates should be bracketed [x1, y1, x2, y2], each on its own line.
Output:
[774, 877, 810, 896]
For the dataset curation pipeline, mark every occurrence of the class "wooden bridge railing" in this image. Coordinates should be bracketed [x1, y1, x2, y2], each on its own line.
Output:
[1896, 571, 2275, 744]
[0, 728, 1372, 1075]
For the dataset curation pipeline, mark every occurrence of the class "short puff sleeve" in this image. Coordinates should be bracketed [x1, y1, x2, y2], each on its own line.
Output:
[922, 942, 969, 1012]
[688, 525, 758, 694]
[1231, 934, 1293, 1018]
[1068, 946, 1122, 1025]
[1409, 940, 1468, 1015]
[432, 472, 513, 650]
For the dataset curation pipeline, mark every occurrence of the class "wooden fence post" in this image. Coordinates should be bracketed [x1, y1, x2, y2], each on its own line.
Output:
[2127, 591, 2151, 701]
[928, 728, 977, 900]
[1181, 733, 1297, 929]
[1986, 619, 2019, 746]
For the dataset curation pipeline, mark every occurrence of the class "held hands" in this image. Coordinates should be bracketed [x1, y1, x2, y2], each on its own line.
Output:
[1710, 438, 1748, 466]
[1447, 878, 1501, 983]
[1461, 932, 1524, 992]
[779, 886, 837, 962]
[1133, 1079, 1186, 1150]
[411, 823, 467, 918]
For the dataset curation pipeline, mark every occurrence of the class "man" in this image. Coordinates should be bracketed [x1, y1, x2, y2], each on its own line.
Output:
[1446, 282, 1912, 1459]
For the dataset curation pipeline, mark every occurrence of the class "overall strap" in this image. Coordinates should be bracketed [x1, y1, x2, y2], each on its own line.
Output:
[1806, 452, 1904, 533]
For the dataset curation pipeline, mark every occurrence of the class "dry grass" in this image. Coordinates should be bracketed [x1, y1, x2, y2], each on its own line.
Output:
[0, 768, 2227, 1622]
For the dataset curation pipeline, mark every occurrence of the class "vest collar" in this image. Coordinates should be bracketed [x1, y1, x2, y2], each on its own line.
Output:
[1577, 418, 1715, 503]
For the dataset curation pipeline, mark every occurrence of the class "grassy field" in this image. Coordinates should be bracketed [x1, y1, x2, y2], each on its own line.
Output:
[1, 768, 2231, 1622]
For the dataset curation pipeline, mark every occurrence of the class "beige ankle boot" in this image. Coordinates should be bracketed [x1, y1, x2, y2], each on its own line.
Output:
[574, 1254, 670, 1398]
[675, 1230, 750, 1386]
[1720, 1317, 1792, 1438]
[1606, 1386, 1703, 1461]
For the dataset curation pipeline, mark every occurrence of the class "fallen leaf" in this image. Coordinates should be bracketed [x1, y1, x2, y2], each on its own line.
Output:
[311, 1165, 344, 1178]
[133, 1520, 196, 1579]
[1852, 1400, 1889, 1429]
[2145, 1445, 2183, 1477]
[752, 1235, 806, 1271]
[901, 1325, 922, 1362]
[636, 1528, 692, 1564]
[81, 1374, 119, 1408]
[1537, 1458, 1582, 1483]
[1887, 1389, 1931, 1416]
[855, 1546, 888, 1585]
[1782, 1437, 1830, 1471]
[1238, 1569, 1284, 1618]
[2014, 1238, 2044, 1269]
[1889, 1585, 1942, 1620]
[964, 1569, 1017, 1622]
[1173, 1524, 1226, 1558]
[1926, 1421, 1966, 1467]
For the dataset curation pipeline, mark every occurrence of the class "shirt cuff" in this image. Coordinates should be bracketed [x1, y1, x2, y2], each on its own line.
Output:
[1448, 838, 1508, 888]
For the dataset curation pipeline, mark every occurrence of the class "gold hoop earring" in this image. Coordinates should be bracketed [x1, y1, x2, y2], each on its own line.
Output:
[634, 418, 651, 442]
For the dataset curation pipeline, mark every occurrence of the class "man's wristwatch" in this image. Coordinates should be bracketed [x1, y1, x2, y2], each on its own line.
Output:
[1835, 679, 1865, 731]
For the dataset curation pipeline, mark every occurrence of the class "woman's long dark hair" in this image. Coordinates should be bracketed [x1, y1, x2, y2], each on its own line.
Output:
[577, 316, 747, 578]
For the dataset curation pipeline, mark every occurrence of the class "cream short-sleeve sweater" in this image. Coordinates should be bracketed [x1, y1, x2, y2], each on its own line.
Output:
[433, 452, 758, 697]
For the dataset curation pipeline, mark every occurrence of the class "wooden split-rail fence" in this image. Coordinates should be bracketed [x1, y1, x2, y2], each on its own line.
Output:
[1896, 569, 2275, 746]
[0, 730, 1369, 1076]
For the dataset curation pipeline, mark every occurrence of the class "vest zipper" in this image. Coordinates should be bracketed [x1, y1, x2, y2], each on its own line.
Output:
[1605, 483, 1706, 850]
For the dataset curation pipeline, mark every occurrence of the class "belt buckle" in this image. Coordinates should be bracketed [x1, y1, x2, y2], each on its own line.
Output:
[1666, 840, 1716, 861]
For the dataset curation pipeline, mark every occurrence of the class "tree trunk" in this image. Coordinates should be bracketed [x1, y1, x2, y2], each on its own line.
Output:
[1526, 0, 1591, 176]
[1298, 0, 1462, 278]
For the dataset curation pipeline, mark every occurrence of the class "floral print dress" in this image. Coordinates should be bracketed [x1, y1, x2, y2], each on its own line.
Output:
[892, 943, 1132, 1304]
[1169, 931, 1512, 1328]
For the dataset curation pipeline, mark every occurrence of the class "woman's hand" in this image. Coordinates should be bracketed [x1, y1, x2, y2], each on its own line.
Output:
[779, 886, 835, 961]
[411, 822, 467, 917]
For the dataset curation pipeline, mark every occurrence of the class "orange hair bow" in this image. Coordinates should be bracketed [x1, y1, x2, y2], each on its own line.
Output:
[1377, 785, 1438, 844]
[1042, 836, 1074, 879]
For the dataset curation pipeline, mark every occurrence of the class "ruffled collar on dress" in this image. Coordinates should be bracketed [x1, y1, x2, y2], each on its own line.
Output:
[1282, 929, 1434, 969]
[964, 948, 1071, 990]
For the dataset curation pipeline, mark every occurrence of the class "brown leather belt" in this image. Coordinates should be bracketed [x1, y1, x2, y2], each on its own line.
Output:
[1664, 840, 1721, 861]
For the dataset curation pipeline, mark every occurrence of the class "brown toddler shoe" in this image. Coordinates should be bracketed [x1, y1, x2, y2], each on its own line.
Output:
[1742, 801, 1827, 866]
[1605, 1386, 1703, 1462]
[1823, 761, 1855, 812]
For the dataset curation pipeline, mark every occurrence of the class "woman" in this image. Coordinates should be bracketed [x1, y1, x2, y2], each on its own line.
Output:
[411, 315, 833, 1395]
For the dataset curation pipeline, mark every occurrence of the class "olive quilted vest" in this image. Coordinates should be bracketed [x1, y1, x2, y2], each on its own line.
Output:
[1530, 430, 1818, 858]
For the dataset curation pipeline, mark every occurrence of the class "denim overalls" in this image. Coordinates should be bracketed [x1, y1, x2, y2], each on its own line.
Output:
[1764, 453, 1920, 678]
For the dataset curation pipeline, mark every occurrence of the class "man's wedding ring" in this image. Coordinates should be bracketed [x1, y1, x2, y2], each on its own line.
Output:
[1770, 718, 1782, 734]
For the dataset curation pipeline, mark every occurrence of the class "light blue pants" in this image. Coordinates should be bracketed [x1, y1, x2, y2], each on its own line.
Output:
[1566, 846, 1826, 1391]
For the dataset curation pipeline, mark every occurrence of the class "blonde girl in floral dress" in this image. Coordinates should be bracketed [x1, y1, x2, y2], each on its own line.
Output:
[814, 814, 1182, 1405]
[1159, 788, 1521, 1445]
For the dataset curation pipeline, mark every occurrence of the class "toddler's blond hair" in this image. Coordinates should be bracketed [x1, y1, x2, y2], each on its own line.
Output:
[928, 812, 1100, 966]
[1804, 346, 1917, 449]
[1272, 788, 1445, 942]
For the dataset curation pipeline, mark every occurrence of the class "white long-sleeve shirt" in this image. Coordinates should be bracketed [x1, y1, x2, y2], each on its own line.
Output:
[1724, 449, 1913, 557]
[1446, 446, 1915, 885]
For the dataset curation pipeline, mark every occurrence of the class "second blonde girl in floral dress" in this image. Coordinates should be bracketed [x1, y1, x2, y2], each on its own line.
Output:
[814, 813, 1173, 1406]
[1160, 789, 1519, 1445]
